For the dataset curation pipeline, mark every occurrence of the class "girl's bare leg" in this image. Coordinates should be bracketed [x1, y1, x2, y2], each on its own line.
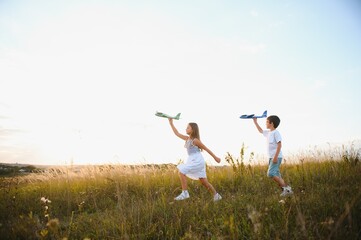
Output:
[179, 172, 188, 190]
[199, 178, 217, 195]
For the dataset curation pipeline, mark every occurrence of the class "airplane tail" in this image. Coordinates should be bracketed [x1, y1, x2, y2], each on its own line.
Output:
[175, 113, 181, 120]
[262, 110, 267, 117]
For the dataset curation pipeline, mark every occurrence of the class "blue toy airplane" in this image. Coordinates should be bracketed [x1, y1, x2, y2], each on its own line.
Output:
[240, 110, 267, 119]
[155, 111, 181, 120]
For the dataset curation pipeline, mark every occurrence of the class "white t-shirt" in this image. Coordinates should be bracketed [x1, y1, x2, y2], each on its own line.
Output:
[262, 129, 283, 158]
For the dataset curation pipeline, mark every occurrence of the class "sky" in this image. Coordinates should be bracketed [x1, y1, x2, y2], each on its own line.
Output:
[0, 0, 360, 166]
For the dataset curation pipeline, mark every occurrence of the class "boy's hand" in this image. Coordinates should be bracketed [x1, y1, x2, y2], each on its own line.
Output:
[253, 117, 263, 133]
[168, 118, 173, 123]
[214, 157, 221, 163]
[272, 157, 278, 164]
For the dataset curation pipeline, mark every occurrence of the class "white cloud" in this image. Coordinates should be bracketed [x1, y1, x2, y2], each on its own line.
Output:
[268, 21, 285, 29]
[239, 43, 266, 54]
[310, 80, 327, 92]
[250, 10, 259, 17]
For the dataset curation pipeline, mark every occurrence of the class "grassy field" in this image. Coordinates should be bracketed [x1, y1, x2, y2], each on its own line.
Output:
[0, 145, 360, 239]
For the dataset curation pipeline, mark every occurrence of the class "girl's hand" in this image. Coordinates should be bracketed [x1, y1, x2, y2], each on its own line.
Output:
[214, 157, 221, 163]
[168, 118, 173, 123]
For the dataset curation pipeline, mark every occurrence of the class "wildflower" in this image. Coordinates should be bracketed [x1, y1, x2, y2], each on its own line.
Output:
[41, 197, 51, 204]
[279, 200, 285, 204]
[40, 229, 48, 237]
[247, 206, 262, 234]
[321, 217, 334, 225]
[78, 201, 85, 211]
[248, 209, 261, 223]
[47, 218, 60, 232]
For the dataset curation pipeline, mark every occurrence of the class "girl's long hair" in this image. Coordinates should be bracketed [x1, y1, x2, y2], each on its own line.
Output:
[187, 123, 202, 151]
[189, 122, 200, 140]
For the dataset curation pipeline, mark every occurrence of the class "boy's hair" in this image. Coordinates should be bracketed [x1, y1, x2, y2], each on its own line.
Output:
[267, 115, 281, 128]
[188, 122, 200, 140]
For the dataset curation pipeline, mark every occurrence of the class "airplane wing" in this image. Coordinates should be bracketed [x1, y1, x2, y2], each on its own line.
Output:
[240, 110, 267, 119]
[240, 114, 254, 119]
[155, 112, 181, 120]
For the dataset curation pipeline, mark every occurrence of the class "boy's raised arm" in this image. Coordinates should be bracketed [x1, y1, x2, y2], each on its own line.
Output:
[253, 118, 263, 133]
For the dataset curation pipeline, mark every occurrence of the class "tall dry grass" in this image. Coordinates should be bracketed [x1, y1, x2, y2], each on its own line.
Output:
[0, 144, 360, 239]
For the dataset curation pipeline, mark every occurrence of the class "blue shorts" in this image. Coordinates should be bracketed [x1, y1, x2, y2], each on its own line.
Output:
[267, 158, 282, 178]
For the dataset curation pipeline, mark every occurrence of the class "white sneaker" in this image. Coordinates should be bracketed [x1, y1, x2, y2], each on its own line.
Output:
[280, 186, 293, 197]
[174, 191, 189, 201]
[213, 193, 222, 202]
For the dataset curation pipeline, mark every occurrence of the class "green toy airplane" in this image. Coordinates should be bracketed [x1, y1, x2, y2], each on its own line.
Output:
[155, 111, 181, 120]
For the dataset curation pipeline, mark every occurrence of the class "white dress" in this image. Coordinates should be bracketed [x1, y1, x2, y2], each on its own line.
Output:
[177, 138, 207, 180]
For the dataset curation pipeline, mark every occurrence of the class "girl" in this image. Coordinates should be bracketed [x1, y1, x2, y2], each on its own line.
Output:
[168, 118, 222, 201]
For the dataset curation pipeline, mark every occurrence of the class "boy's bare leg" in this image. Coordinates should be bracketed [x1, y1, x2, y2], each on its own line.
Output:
[272, 176, 287, 188]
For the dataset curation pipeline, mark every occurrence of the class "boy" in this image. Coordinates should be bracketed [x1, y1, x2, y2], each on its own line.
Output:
[253, 115, 293, 197]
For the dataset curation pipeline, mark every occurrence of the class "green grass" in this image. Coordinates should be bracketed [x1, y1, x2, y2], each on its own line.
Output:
[0, 147, 360, 239]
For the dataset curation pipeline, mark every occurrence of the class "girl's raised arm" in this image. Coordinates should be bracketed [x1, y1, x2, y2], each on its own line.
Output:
[168, 118, 188, 140]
